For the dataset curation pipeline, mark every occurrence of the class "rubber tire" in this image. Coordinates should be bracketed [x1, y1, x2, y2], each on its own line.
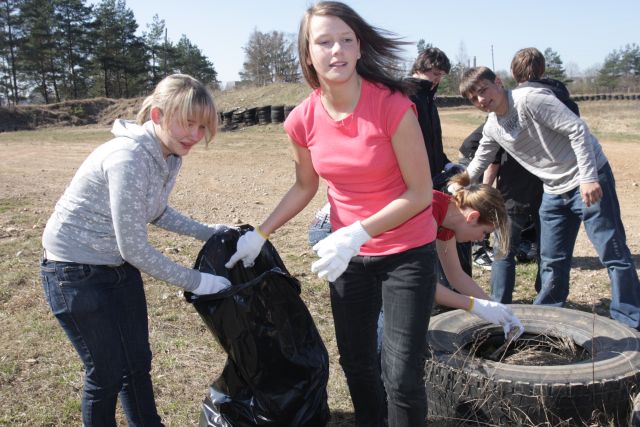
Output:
[426, 305, 640, 426]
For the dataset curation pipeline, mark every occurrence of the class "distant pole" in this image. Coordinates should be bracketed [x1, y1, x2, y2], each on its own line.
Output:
[491, 45, 495, 70]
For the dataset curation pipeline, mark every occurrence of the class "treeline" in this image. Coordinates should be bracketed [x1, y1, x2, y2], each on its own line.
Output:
[0, 0, 216, 106]
[2, 0, 638, 107]
[435, 44, 640, 96]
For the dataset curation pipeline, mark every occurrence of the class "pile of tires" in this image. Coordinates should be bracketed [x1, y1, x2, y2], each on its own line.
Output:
[243, 107, 257, 126]
[217, 104, 295, 131]
[426, 305, 640, 426]
[270, 105, 285, 123]
[257, 106, 271, 124]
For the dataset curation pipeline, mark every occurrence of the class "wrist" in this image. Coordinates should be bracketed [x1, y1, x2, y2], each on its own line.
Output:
[351, 221, 372, 245]
[255, 226, 269, 240]
[467, 296, 475, 312]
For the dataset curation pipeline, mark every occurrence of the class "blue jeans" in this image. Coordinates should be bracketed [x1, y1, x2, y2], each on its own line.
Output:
[40, 259, 164, 427]
[330, 242, 437, 427]
[534, 163, 640, 329]
[308, 210, 332, 246]
[491, 209, 541, 303]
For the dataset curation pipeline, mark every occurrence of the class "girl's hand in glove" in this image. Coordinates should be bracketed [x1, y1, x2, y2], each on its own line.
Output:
[225, 229, 266, 268]
[193, 273, 232, 295]
[469, 297, 525, 339]
[311, 221, 371, 282]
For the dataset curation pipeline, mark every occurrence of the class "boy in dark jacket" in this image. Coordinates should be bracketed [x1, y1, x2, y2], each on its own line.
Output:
[408, 47, 472, 282]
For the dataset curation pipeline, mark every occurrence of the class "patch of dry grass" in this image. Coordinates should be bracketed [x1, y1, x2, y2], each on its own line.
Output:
[1, 100, 639, 425]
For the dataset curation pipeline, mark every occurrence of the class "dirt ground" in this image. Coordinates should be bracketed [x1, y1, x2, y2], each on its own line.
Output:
[1, 101, 639, 425]
[6, 105, 640, 312]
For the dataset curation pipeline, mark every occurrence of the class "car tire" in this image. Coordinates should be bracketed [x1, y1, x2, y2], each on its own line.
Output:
[426, 305, 640, 426]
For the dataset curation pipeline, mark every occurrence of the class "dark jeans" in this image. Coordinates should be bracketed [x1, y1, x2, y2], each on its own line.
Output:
[330, 242, 437, 427]
[41, 259, 164, 427]
[535, 163, 640, 329]
[491, 209, 541, 303]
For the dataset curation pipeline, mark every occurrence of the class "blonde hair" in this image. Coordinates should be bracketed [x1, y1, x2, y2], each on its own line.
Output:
[511, 47, 545, 83]
[448, 172, 510, 256]
[136, 74, 218, 143]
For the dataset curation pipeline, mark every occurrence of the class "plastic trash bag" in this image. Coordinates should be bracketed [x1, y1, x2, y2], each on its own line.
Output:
[185, 226, 330, 427]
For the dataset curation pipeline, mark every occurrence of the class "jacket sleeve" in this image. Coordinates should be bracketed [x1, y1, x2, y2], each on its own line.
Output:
[152, 206, 222, 241]
[465, 126, 501, 182]
[103, 151, 201, 291]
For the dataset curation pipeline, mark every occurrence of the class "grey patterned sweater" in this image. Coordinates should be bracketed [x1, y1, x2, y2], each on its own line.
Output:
[42, 120, 218, 291]
[466, 87, 608, 195]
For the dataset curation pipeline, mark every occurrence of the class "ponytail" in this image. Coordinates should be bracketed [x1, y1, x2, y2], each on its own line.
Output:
[448, 172, 510, 256]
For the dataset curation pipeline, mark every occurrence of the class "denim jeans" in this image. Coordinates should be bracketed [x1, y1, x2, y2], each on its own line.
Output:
[534, 163, 640, 329]
[308, 209, 332, 246]
[40, 259, 164, 427]
[491, 209, 541, 303]
[329, 242, 437, 427]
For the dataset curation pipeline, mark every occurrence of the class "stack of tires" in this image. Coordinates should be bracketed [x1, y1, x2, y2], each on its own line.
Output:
[257, 106, 271, 125]
[270, 105, 285, 123]
[243, 107, 257, 126]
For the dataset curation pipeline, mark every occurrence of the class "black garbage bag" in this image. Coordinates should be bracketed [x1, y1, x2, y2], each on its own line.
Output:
[185, 226, 330, 427]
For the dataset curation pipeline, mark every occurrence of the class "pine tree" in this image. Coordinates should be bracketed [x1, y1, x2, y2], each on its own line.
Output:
[543, 47, 568, 82]
[91, 0, 147, 98]
[0, 0, 23, 105]
[597, 44, 640, 92]
[20, 0, 62, 103]
[54, 0, 94, 99]
[172, 34, 217, 86]
[143, 14, 165, 86]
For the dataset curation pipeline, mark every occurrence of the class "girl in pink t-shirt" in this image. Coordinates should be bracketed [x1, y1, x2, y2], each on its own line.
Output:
[226, 3, 437, 425]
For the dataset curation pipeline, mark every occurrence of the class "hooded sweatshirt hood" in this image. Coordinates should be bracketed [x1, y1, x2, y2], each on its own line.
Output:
[110, 119, 172, 172]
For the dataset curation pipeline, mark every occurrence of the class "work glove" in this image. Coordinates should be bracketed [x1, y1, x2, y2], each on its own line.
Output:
[225, 229, 266, 268]
[193, 272, 232, 295]
[469, 297, 525, 339]
[311, 221, 371, 282]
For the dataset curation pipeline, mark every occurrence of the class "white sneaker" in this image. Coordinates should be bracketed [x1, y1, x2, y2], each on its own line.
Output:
[473, 251, 493, 271]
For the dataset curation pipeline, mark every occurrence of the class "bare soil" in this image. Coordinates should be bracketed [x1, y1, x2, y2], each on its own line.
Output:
[0, 99, 639, 425]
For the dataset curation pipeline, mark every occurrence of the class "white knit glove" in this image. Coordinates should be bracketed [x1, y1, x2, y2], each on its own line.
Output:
[193, 273, 232, 295]
[311, 221, 371, 282]
[470, 298, 525, 339]
[225, 229, 266, 268]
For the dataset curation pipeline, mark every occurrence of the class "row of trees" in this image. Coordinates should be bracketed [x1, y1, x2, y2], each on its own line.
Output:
[0, 0, 216, 105]
[430, 41, 640, 96]
[1, 0, 638, 106]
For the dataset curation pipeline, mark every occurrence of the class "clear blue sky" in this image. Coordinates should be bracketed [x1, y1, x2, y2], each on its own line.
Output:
[97, 0, 639, 84]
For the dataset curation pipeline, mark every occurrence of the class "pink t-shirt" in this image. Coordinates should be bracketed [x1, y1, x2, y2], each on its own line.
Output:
[284, 79, 436, 256]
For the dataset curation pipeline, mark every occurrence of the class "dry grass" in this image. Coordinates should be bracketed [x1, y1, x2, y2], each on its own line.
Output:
[1, 100, 639, 426]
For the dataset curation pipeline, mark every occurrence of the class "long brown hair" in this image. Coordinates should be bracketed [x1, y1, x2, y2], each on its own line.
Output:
[297, 1, 412, 94]
[448, 172, 510, 256]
